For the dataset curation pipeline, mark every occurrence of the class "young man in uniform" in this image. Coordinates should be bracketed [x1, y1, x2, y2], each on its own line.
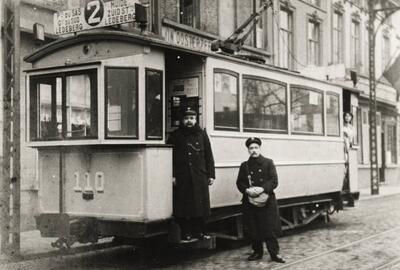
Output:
[236, 137, 285, 263]
[167, 108, 215, 242]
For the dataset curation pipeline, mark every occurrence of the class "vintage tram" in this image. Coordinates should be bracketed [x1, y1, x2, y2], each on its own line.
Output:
[24, 29, 355, 249]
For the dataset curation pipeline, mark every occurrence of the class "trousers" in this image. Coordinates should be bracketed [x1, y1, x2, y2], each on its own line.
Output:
[252, 237, 280, 257]
[176, 217, 206, 236]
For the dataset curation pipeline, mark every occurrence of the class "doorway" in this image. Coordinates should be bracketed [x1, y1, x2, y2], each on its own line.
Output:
[164, 51, 205, 135]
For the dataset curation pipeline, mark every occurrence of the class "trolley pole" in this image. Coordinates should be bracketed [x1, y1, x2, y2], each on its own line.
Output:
[368, 0, 379, 195]
[1, 0, 21, 256]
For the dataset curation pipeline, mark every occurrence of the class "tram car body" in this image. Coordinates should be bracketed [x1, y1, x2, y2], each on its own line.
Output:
[24, 30, 350, 247]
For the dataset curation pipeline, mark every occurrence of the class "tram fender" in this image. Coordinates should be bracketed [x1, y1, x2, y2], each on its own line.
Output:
[36, 214, 98, 243]
[35, 213, 70, 238]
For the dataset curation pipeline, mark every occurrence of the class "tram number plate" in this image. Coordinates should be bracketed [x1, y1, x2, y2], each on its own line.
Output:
[54, 0, 140, 35]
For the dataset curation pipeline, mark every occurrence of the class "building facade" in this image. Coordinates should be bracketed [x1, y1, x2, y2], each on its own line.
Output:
[2, 0, 400, 231]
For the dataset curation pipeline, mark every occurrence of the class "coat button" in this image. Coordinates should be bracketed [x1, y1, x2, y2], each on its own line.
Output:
[259, 169, 262, 172]
[188, 152, 192, 155]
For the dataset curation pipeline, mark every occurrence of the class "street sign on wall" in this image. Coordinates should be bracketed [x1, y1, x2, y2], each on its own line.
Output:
[54, 0, 140, 35]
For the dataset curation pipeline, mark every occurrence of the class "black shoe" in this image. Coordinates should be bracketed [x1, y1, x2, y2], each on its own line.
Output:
[271, 255, 285, 263]
[247, 252, 263, 261]
[181, 235, 193, 243]
[194, 233, 211, 240]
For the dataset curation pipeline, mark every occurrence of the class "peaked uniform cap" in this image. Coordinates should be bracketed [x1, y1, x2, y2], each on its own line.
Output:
[245, 137, 262, 148]
[183, 107, 197, 116]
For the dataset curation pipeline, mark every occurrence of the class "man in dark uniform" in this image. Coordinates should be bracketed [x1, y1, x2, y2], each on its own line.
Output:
[236, 137, 285, 263]
[167, 108, 215, 242]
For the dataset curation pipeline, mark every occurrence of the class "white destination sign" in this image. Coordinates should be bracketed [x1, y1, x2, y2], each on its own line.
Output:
[54, 0, 140, 35]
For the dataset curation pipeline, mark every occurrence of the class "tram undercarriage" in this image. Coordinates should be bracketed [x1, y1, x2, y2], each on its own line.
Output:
[35, 191, 343, 250]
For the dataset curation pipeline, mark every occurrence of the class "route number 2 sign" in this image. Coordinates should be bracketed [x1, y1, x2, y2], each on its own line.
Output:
[54, 0, 140, 35]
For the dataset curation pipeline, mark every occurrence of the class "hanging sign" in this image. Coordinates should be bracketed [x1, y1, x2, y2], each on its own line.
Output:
[54, 0, 140, 35]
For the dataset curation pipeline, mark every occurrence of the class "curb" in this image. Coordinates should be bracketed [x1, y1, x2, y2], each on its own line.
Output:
[358, 192, 400, 201]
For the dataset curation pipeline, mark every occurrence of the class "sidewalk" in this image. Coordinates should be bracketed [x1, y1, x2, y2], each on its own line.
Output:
[358, 183, 400, 201]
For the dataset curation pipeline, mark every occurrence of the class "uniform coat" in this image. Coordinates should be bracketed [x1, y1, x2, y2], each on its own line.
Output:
[167, 125, 215, 218]
[236, 155, 281, 240]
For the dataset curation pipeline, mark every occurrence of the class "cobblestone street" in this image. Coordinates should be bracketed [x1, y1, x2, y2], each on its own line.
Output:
[3, 194, 400, 270]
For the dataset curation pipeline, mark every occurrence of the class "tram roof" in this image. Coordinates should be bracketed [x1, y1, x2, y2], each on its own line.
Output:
[24, 29, 361, 93]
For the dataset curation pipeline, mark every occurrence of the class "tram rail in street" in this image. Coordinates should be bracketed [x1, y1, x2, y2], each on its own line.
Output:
[274, 225, 400, 270]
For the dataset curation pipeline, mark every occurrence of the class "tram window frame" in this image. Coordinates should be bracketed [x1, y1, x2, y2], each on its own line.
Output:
[213, 69, 240, 131]
[29, 69, 98, 141]
[290, 85, 324, 136]
[326, 91, 340, 137]
[104, 66, 139, 139]
[242, 75, 288, 134]
[145, 68, 163, 140]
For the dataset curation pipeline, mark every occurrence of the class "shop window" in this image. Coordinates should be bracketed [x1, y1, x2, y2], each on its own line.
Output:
[362, 110, 368, 125]
[351, 106, 360, 146]
[146, 69, 163, 139]
[242, 76, 287, 133]
[30, 70, 97, 141]
[105, 67, 138, 138]
[326, 93, 340, 136]
[291, 86, 323, 135]
[214, 70, 239, 130]
[387, 124, 397, 164]
[376, 112, 381, 126]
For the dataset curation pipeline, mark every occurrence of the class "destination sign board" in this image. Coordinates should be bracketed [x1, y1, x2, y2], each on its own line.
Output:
[54, 0, 140, 35]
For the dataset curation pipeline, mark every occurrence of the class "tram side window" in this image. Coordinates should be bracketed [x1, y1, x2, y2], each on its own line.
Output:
[326, 93, 340, 136]
[106, 67, 138, 138]
[145, 69, 163, 139]
[291, 87, 323, 135]
[30, 70, 97, 141]
[243, 76, 287, 133]
[214, 70, 239, 130]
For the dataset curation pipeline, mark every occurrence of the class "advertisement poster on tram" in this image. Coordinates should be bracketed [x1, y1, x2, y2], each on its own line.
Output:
[54, 0, 140, 35]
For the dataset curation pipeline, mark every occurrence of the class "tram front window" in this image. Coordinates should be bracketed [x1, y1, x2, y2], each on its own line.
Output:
[66, 74, 92, 138]
[31, 77, 62, 139]
[29, 70, 98, 140]
[106, 67, 138, 138]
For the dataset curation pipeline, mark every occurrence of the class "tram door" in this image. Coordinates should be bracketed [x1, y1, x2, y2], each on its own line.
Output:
[165, 52, 204, 133]
[342, 90, 360, 193]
